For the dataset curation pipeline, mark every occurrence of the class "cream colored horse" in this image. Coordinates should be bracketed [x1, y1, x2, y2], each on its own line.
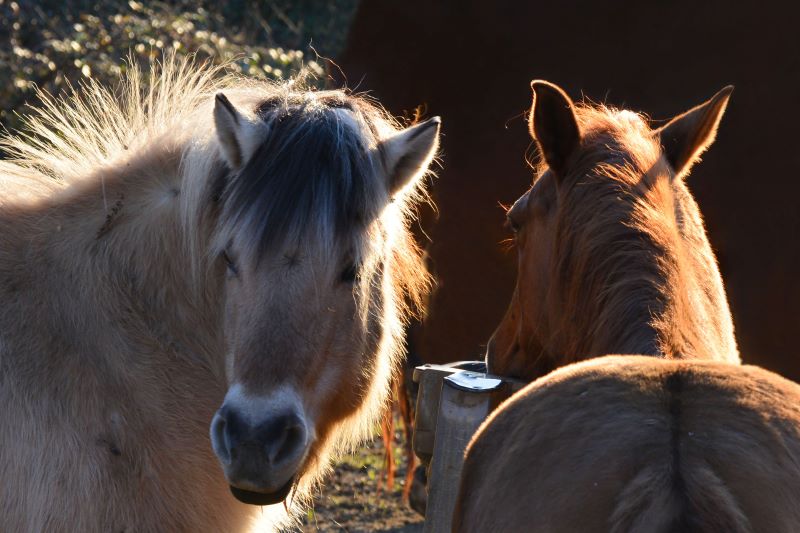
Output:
[0, 57, 439, 531]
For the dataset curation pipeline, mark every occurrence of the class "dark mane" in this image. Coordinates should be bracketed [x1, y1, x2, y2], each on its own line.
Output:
[220, 91, 386, 261]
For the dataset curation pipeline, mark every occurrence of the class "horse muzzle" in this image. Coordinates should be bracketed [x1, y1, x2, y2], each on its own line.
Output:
[229, 476, 296, 506]
[210, 402, 309, 505]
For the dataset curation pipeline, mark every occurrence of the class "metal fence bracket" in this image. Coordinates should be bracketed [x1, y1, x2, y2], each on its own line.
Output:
[413, 362, 526, 532]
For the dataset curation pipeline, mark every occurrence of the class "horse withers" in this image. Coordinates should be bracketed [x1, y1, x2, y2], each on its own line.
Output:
[455, 82, 800, 531]
[456, 356, 800, 532]
[0, 56, 439, 531]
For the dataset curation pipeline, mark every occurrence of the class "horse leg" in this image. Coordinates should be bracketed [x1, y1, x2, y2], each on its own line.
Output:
[378, 396, 396, 495]
[396, 371, 416, 502]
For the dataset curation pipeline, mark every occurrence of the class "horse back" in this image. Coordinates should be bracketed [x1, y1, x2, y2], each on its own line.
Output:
[454, 355, 800, 533]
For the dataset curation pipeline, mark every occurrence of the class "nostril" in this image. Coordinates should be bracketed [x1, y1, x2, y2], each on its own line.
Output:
[259, 414, 306, 466]
[211, 412, 231, 464]
[272, 422, 304, 465]
[212, 407, 247, 465]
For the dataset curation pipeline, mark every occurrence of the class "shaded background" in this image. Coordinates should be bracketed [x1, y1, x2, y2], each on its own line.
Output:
[339, 0, 800, 380]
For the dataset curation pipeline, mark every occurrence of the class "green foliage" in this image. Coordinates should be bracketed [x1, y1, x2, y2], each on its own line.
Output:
[0, 0, 359, 133]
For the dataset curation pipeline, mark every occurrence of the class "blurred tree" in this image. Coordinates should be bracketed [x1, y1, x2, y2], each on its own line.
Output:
[0, 0, 359, 136]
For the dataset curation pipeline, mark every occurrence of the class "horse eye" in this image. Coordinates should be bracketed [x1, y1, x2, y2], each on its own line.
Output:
[339, 263, 358, 284]
[221, 250, 239, 276]
[505, 215, 521, 234]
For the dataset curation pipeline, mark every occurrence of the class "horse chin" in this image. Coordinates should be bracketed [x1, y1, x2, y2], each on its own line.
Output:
[229, 476, 295, 506]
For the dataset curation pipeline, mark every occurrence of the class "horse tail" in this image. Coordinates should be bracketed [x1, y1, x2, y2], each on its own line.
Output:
[610, 461, 753, 533]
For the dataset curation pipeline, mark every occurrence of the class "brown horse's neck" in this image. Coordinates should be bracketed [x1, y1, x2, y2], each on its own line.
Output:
[549, 173, 738, 364]
[0, 139, 227, 378]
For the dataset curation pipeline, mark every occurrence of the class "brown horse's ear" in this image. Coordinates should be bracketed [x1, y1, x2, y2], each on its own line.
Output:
[657, 85, 733, 179]
[529, 80, 581, 178]
[214, 93, 246, 169]
[378, 116, 441, 195]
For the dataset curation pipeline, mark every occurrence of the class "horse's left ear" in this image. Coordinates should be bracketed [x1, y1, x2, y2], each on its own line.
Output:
[214, 93, 251, 169]
[379, 117, 441, 195]
[657, 85, 734, 179]
[530, 80, 581, 179]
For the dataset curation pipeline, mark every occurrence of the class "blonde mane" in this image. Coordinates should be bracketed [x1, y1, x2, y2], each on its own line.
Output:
[0, 54, 430, 312]
[2, 56, 223, 185]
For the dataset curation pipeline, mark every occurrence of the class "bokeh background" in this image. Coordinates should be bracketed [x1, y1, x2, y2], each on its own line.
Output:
[0, 0, 356, 134]
[4, 1, 800, 531]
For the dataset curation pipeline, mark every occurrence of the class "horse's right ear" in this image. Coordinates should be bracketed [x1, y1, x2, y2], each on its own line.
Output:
[214, 93, 246, 169]
[378, 117, 441, 195]
[656, 85, 733, 179]
[529, 80, 581, 179]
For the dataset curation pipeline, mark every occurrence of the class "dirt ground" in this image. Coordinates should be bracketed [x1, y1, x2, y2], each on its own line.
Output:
[295, 433, 424, 533]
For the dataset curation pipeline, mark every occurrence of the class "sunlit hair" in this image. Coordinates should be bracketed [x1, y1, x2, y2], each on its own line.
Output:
[533, 103, 733, 361]
[1, 52, 430, 311]
[0, 52, 433, 526]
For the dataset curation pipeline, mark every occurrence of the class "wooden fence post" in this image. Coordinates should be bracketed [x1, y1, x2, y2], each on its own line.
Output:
[413, 365, 525, 532]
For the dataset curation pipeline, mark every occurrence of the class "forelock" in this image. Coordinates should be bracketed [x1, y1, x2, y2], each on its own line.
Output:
[218, 90, 388, 264]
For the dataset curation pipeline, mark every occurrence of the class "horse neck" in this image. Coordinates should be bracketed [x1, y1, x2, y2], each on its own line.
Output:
[0, 137, 227, 376]
[662, 182, 738, 361]
[550, 176, 738, 363]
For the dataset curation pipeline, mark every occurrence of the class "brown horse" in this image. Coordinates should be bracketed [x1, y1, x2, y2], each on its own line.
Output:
[0, 56, 439, 531]
[486, 81, 739, 380]
[339, 0, 800, 383]
[451, 81, 800, 530]
[456, 355, 800, 532]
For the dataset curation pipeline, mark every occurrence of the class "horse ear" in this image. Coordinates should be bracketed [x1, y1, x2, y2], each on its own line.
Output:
[657, 85, 733, 179]
[529, 80, 581, 178]
[214, 93, 246, 169]
[379, 117, 441, 195]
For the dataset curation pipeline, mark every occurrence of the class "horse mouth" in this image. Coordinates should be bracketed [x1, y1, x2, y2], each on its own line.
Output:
[229, 476, 295, 506]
